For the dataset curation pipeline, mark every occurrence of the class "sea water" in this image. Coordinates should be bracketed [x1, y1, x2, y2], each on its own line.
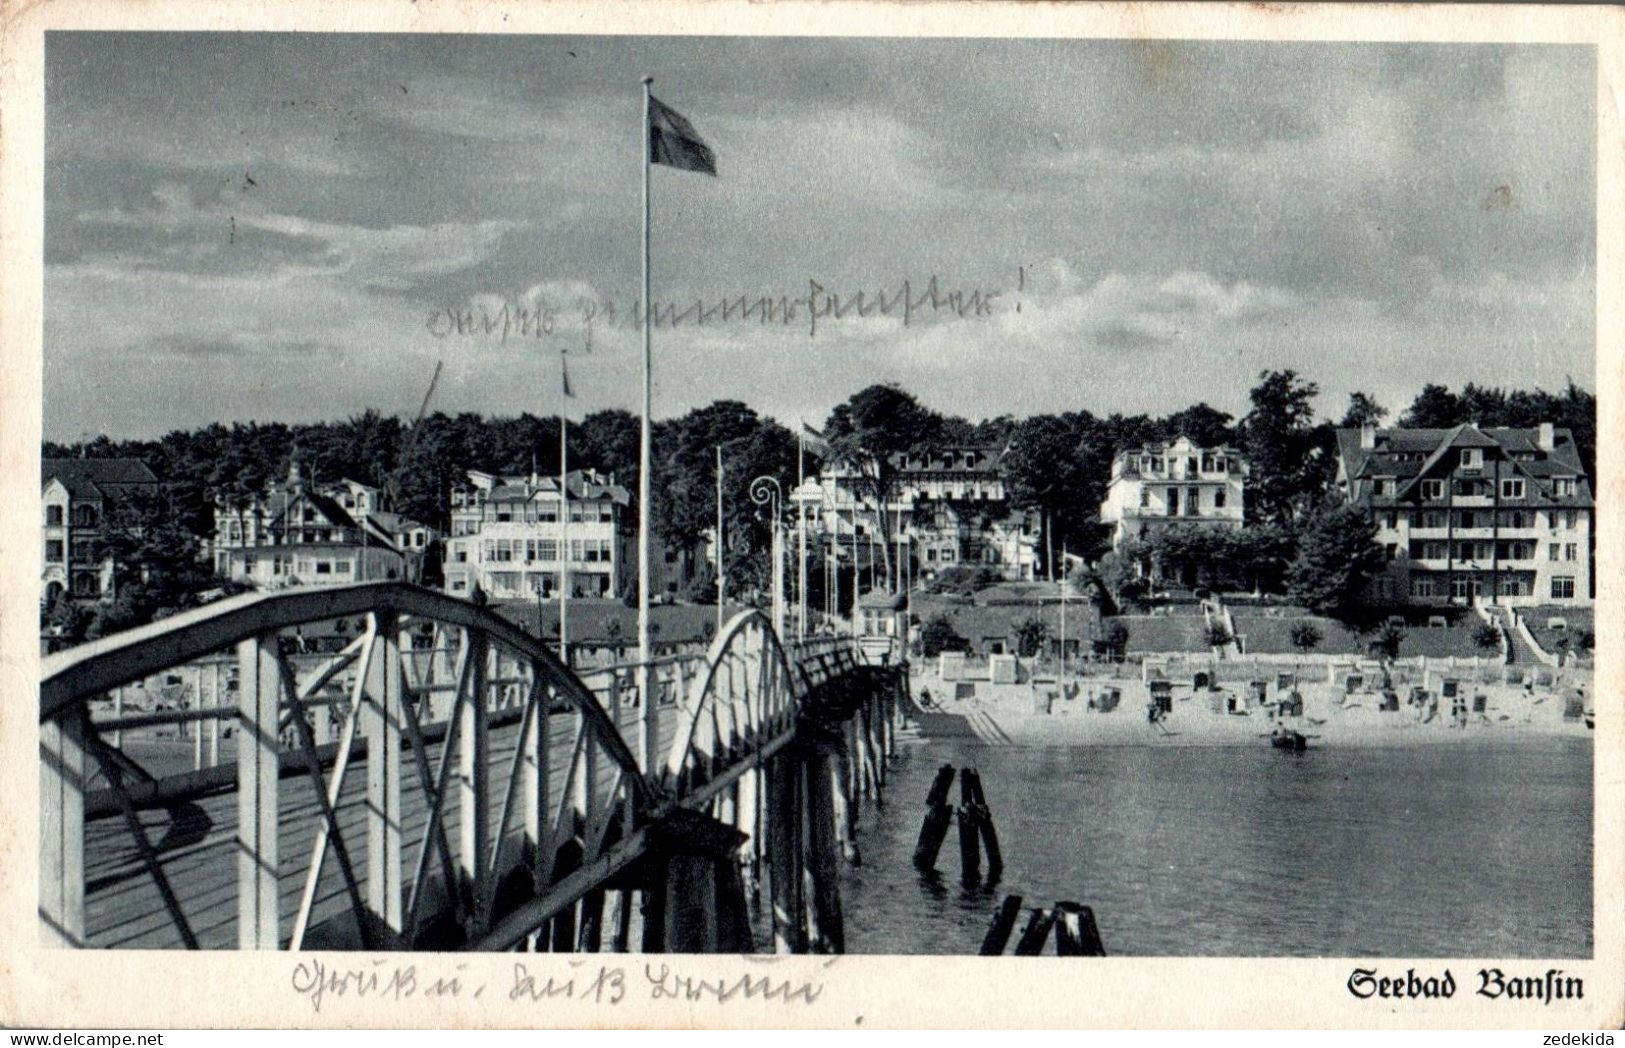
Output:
[840, 737, 1592, 957]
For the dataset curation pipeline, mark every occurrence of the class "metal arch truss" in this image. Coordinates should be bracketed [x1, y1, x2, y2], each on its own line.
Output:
[37, 582, 858, 952]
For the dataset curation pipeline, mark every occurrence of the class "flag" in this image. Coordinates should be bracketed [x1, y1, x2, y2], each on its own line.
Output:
[649, 95, 717, 175]
[561, 350, 574, 398]
[799, 421, 832, 459]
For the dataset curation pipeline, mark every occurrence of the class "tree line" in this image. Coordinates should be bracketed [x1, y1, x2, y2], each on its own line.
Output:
[43, 374, 1595, 638]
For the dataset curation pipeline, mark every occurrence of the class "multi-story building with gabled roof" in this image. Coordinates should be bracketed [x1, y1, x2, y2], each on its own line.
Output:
[41, 457, 162, 605]
[1099, 435, 1249, 550]
[798, 444, 1042, 582]
[1333, 422, 1593, 606]
[212, 460, 408, 588]
[443, 468, 633, 601]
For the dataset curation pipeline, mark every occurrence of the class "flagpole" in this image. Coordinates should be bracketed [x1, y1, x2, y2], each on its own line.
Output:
[797, 427, 806, 641]
[637, 76, 655, 772]
[715, 444, 725, 637]
[558, 377, 569, 666]
[1060, 541, 1068, 679]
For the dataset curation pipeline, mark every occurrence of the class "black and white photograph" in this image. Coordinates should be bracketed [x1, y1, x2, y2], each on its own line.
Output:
[4, 1, 1621, 1031]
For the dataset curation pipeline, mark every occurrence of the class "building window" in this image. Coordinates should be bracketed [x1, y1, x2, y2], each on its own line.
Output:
[1548, 543, 1560, 562]
[1421, 479, 1444, 500]
[45, 539, 64, 562]
[1460, 448, 1483, 468]
[336, 561, 352, 573]
[1372, 479, 1389, 497]
[1499, 479, 1525, 500]
[1565, 543, 1578, 562]
[315, 561, 332, 574]
[1384, 512, 1398, 530]
[1550, 576, 1575, 600]
[1554, 478, 1576, 496]
[1411, 577, 1437, 597]
[45, 505, 62, 526]
[1214, 489, 1226, 509]
[1139, 489, 1150, 509]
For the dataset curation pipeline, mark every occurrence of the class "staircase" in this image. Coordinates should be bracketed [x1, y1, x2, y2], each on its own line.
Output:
[1487, 605, 1545, 665]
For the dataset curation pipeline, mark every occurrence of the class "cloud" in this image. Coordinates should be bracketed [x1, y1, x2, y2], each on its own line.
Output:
[40, 35, 1595, 441]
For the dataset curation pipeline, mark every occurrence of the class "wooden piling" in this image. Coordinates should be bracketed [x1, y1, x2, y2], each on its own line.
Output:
[912, 764, 956, 871]
[1013, 907, 1056, 955]
[955, 807, 982, 884]
[765, 751, 807, 952]
[608, 889, 633, 952]
[979, 894, 1024, 956]
[962, 768, 1003, 879]
[956, 770, 985, 883]
[1052, 901, 1106, 956]
[576, 888, 606, 952]
[829, 744, 860, 865]
[653, 808, 753, 953]
[547, 837, 583, 951]
[802, 749, 846, 953]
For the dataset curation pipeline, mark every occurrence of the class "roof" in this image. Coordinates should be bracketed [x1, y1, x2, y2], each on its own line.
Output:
[1335, 425, 1592, 507]
[857, 589, 907, 610]
[42, 458, 160, 499]
[1114, 439, 1243, 461]
[888, 445, 1008, 474]
[473, 469, 630, 506]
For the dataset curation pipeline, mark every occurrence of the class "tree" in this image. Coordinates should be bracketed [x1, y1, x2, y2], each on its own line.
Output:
[655, 401, 797, 602]
[1015, 616, 1049, 657]
[1241, 370, 1328, 526]
[921, 614, 968, 657]
[1285, 504, 1387, 620]
[1369, 623, 1405, 660]
[1472, 623, 1502, 655]
[1289, 622, 1322, 653]
[1003, 411, 1111, 572]
[1094, 620, 1130, 659]
[1161, 402, 1236, 447]
[1399, 384, 1465, 428]
[1340, 392, 1389, 428]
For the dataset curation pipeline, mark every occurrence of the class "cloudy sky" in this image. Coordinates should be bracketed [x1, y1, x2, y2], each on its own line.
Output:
[44, 34, 1595, 441]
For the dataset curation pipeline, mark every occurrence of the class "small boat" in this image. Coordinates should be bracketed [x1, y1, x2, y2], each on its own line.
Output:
[1270, 727, 1308, 751]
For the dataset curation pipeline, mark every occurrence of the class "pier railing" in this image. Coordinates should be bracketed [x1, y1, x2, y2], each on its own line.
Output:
[38, 582, 882, 952]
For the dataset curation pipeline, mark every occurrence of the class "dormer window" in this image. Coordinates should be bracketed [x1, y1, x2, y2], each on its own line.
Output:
[1554, 477, 1576, 497]
[1372, 479, 1390, 497]
[1460, 448, 1483, 469]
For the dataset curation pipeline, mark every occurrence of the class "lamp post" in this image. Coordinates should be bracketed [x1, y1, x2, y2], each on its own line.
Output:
[750, 476, 785, 640]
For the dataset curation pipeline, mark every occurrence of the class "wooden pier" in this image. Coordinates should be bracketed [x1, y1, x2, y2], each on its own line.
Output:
[39, 582, 904, 952]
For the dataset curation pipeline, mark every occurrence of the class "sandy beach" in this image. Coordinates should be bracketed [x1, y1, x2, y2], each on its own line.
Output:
[909, 674, 1595, 748]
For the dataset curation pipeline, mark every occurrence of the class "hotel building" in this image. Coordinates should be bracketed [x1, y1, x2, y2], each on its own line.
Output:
[1333, 422, 1593, 606]
[1098, 436, 1249, 549]
[443, 468, 633, 601]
